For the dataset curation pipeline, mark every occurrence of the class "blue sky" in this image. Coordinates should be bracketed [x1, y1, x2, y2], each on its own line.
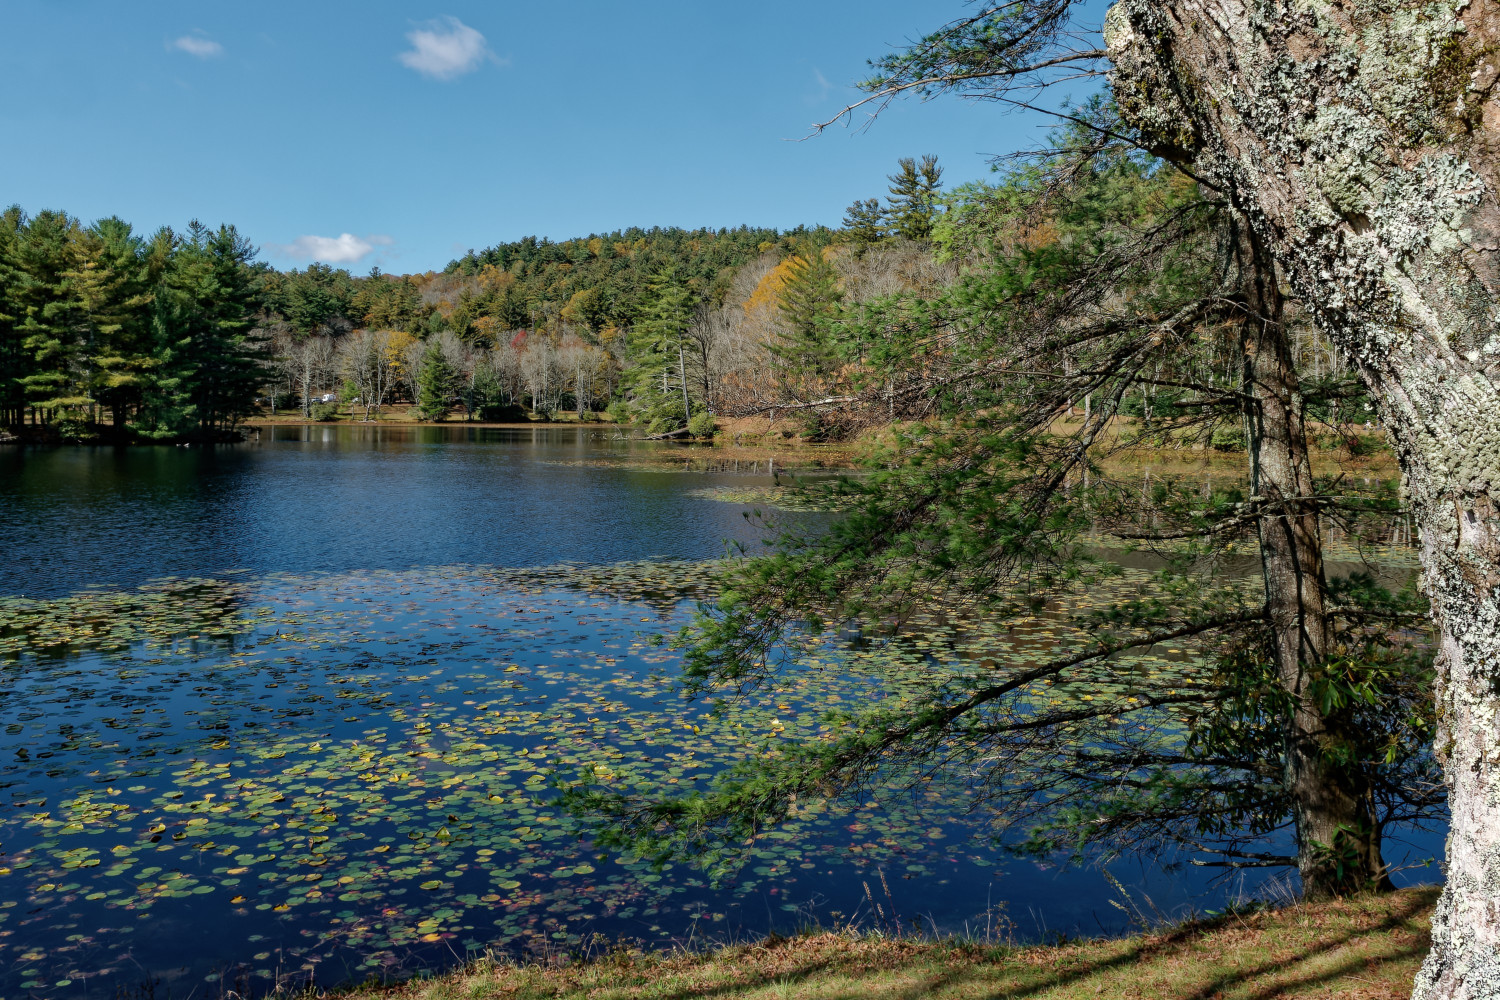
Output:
[2, 2, 1103, 274]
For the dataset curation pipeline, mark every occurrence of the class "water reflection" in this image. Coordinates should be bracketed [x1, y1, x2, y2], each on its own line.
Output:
[0, 428, 812, 599]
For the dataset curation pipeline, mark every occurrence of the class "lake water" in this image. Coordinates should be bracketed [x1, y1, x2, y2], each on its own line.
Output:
[0, 427, 1445, 998]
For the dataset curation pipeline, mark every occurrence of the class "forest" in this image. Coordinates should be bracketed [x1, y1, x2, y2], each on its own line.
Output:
[0, 153, 1372, 446]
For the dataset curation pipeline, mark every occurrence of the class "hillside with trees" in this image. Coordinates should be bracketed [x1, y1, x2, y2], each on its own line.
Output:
[2, 169, 975, 439]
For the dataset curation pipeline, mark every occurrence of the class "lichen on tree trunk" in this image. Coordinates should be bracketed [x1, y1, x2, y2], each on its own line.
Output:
[1107, 1, 1500, 995]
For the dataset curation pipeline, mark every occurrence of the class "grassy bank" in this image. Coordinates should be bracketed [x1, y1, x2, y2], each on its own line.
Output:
[331, 887, 1436, 1000]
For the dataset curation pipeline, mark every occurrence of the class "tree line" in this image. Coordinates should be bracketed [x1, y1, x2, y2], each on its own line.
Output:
[2, 192, 973, 437]
[0, 216, 839, 437]
[0, 210, 264, 439]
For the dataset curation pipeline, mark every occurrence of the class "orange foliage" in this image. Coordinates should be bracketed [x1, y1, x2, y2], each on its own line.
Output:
[1022, 220, 1061, 250]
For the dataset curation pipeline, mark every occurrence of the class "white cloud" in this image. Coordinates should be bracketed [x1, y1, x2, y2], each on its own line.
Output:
[269, 234, 394, 265]
[172, 33, 223, 58]
[398, 16, 493, 80]
[806, 68, 833, 105]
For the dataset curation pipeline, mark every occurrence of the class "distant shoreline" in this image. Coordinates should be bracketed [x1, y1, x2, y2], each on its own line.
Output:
[244, 417, 623, 430]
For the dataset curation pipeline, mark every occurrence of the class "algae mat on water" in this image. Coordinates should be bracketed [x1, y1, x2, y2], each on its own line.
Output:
[0, 561, 1216, 996]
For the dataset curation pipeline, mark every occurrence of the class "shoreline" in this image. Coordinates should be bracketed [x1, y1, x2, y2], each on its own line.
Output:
[316, 887, 1438, 1000]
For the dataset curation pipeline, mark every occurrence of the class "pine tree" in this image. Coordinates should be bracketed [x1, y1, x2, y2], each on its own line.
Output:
[771, 247, 844, 379]
[623, 270, 697, 433]
[841, 198, 887, 253]
[11, 211, 89, 427]
[141, 221, 266, 439]
[71, 217, 155, 432]
[417, 341, 456, 420]
[0, 206, 30, 426]
[885, 155, 944, 242]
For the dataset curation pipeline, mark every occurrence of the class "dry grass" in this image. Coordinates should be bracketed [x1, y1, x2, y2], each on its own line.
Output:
[327, 887, 1438, 1000]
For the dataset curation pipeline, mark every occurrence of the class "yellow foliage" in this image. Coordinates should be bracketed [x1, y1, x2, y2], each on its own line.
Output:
[560, 288, 598, 327]
[383, 330, 418, 375]
[742, 256, 801, 318]
[470, 315, 502, 345]
[477, 265, 515, 293]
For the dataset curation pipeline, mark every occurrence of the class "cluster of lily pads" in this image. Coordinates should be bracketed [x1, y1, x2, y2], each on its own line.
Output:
[685, 486, 854, 514]
[0, 543, 1393, 997]
[0, 564, 1054, 995]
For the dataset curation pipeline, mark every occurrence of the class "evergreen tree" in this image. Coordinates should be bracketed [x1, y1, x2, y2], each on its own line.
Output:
[623, 270, 698, 433]
[771, 246, 844, 379]
[417, 340, 456, 420]
[841, 198, 887, 253]
[13, 211, 90, 427]
[885, 155, 944, 241]
[494, 287, 531, 332]
[0, 206, 29, 426]
[264, 261, 358, 336]
[141, 221, 266, 439]
[74, 217, 156, 431]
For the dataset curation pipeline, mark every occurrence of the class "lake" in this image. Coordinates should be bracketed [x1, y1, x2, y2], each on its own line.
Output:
[0, 426, 1445, 998]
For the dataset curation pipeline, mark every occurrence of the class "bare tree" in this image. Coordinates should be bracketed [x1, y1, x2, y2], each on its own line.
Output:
[400, 334, 426, 407]
[490, 338, 524, 407]
[519, 334, 558, 415]
[282, 334, 335, 418]
[338, 329, 398, 421]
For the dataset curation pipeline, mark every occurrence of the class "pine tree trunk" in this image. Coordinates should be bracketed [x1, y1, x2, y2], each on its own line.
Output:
[1109, 2, 1500, 992]
[1237, 225, 1391, 897]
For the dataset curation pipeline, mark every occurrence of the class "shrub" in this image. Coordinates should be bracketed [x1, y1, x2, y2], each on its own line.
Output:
[1211, 424, 1247, 452]
[52, 415, 93, 441]
[645, 415, 681, 436]
[311, 403, 340, 422]
[687, 412, 718, 438]
[478, 402, 528, 423]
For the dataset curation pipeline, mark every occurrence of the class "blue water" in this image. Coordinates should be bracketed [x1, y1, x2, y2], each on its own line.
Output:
[0, 426, 806, 598]
[0, 427, 1446, 998]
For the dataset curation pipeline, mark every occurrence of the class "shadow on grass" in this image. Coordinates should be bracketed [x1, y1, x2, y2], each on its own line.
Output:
[604, 887, 1435, 1000]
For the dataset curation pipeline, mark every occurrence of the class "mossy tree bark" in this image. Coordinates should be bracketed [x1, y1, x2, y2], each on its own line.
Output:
[1107, 2, 1500, 995]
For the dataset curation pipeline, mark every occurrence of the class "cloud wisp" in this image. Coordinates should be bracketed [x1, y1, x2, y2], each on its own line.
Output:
[268, 234, 394, 265]
[805, 68, 833, 105]
[171, 33, 224, 58]
[397, 16, 495, 80]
